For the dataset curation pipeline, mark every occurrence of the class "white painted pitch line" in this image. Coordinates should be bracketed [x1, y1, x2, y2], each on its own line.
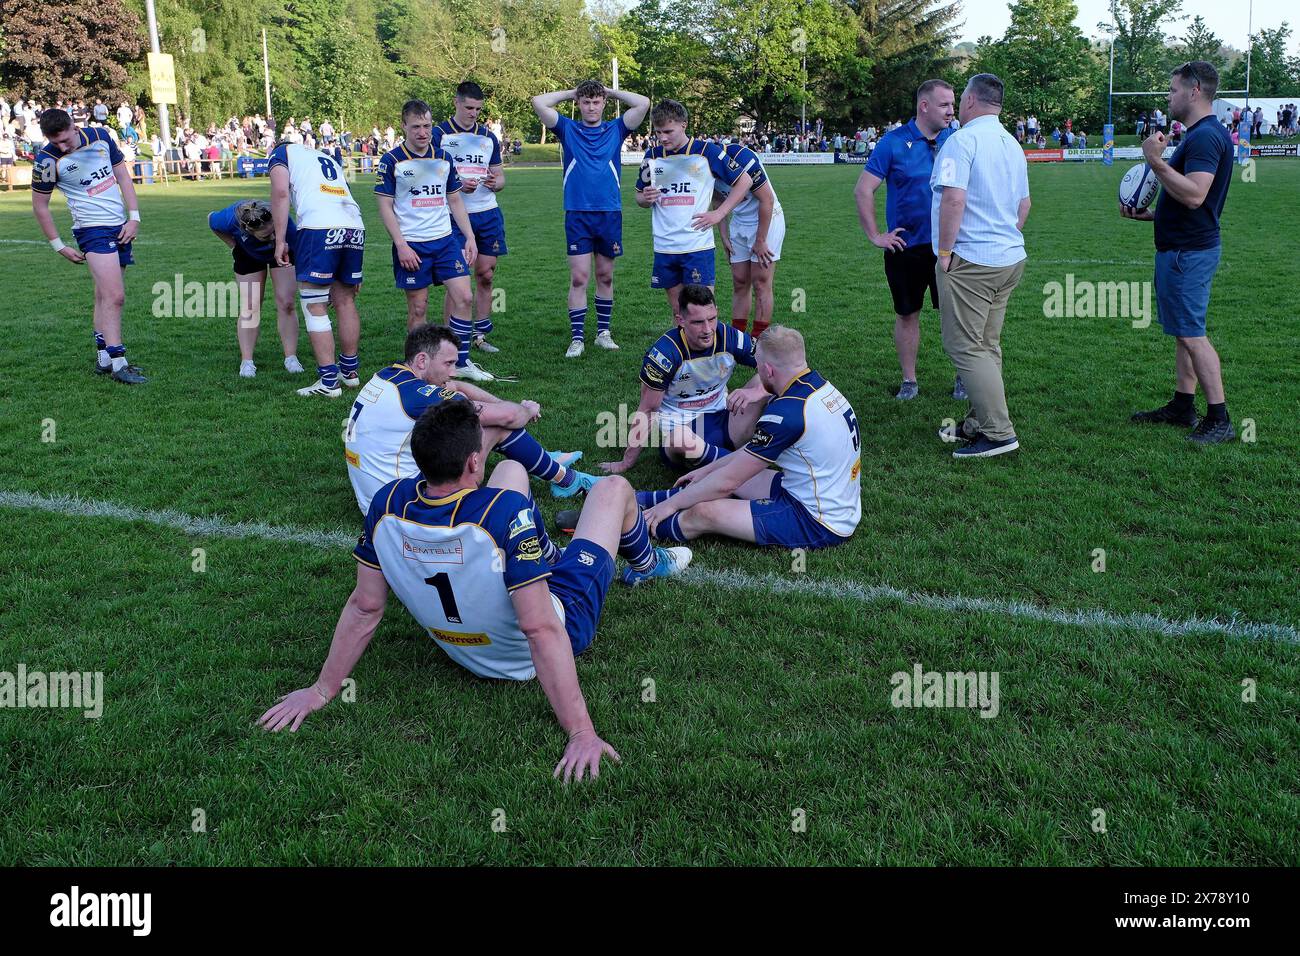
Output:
[0, 238, 164, 246]
[2, 489, 1296, 645]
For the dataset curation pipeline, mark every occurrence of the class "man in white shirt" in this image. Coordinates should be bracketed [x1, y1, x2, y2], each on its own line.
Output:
[930, 73, 1031, 459]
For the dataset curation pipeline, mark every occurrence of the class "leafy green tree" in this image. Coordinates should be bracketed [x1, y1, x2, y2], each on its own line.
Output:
[1223, 23, 1299, 97]
[969, 0, 1099, 130]
[1178, 15, 1225, 71]
[1, 0, 145, 103]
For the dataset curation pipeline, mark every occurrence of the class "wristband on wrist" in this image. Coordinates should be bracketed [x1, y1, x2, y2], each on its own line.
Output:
[938, 249, 953, 257]
[128, 210, 140, 222]
[50, 238, 66, 252]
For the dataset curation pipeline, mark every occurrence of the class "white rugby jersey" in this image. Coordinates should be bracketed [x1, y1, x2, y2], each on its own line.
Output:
[344, 364, 467, 513]
[639, 322, 756, 425]
[713, 143, 782, 228]
[431, 120, 502, 214]
[354, 478, 557, 681]
[635, 139, 745, 253]
[267, 143, 364, 230]
[31, 127, 126, 228]
[743, 369, 862, 538]
[374, 143, 463, 242]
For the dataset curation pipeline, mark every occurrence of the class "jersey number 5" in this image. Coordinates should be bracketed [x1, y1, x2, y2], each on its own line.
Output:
[843, 408, 860, 451]
[424, 572, 463, 624]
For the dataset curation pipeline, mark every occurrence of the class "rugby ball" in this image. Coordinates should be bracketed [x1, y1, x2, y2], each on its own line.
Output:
[1119, 163, 1159, 211]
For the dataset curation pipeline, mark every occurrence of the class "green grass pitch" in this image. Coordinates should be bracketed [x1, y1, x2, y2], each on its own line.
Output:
[0, 159, 1296, 865]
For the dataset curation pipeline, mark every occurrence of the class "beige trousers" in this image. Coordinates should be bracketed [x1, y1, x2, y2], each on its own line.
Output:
[936, 254, 1026, 441]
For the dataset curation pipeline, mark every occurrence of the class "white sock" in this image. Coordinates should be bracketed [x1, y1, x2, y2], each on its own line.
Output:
[111, 355, 127, 372]
[97, 349, 110, 367]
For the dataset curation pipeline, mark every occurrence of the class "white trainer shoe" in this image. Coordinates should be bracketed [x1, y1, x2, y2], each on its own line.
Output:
[565, 339, 585, 359]
[239, 360, 257, 378]
[473, 334, 500, 354]
[594, 330, 620, 350]
[452, 360, 495, 382]
[283, 355, 305, 374]
[340, 371, 361, 388]
[296, 378, 342, 398]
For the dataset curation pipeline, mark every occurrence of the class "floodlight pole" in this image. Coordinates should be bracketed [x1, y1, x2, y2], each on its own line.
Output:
[1244, 0, 1253, 108]
[143, 0, 172, 151]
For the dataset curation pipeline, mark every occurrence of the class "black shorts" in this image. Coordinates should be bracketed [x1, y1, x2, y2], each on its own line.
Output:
[232, 245, 276, 276]
[882, 244, 939, 316]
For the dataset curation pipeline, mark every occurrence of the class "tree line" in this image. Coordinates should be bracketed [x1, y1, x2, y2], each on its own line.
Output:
[1, 0, 1296, 138]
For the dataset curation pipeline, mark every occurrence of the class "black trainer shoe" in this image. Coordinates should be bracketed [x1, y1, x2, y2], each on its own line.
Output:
[1130, 402, 1199, 428]
[110, 365, 148, 384]
[555, 509, 581, 534]
[1187, 417, 1235, 445]
[96, 360, 143, 376]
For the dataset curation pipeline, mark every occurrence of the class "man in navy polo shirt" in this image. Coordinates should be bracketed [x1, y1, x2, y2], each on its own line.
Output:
[855, 79, 963, 401]
[1123, 61, 1236, 445]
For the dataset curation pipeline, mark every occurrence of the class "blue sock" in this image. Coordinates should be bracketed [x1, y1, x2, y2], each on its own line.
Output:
[688, 442, 726, 466]
[529, 495, 560, 564]
[94, 332, 106, 349]
[618, 511, 656, 572]
[449, 316, 473, 366]
[595, 296, 613, 335]
[568, 308, 587, 342]
[656, 513, 689, 543]
[338, 353, 359, 377]
[474, 316, 494, 337]
[497, 429, 569, 484]
[319, 363, 339, 388]
[635, 487, 683, 509]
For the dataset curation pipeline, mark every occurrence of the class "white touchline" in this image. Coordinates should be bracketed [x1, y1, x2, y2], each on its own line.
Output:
[3, 489, 1296, 644]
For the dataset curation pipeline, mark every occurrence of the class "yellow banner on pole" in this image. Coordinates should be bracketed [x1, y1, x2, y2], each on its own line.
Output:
[148, 52, 177, 105]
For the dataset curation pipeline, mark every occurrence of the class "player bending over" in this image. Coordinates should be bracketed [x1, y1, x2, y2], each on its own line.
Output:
[433, 82, 507, 356]
[208, 199, 304, 378]
[634, 100, 752, 324]
[532, 80, 650, 358]
[261, 399, 692, 782]
[599, 284, 770, 475]
[30, 109, 145, 383]
[344, 324, 599, 513]
[638, 325, 861, 549]
[270, 139, 366, 397]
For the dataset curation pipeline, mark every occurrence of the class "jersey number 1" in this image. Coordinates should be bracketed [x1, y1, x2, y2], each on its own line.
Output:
[424, 572, 463, 624]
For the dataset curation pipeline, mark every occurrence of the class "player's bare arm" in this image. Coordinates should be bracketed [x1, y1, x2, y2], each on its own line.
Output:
[693, 172, 752, 229]
[856, 171, 906, 251]
[269, 165, 292, 267]
[511, 580, 620, 783]
[259, 564, 389, 732]
[113, 160, 140, 243]
[376, 194, 421, 271]
[607, 88, 651, 129]
[644, 451, 769, 533]
[531, 90, 575, 130]
[31, 190, 86, 264]
[447, 191, 477, 266]
[600, 383, 665, 473]
[1143, 133, 1214, 208]
[752, 181, 776, 266]
[727, 373, 771, 414]
[935, 185, 967, 272]
[486, 164, 505, 193]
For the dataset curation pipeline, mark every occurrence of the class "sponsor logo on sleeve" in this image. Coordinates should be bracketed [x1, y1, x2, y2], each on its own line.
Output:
[345, 449, 360, 467]
[648, 348, 672, 371]
[508, 508, 536, 539]
[748, 427, 774, 450]
[516, 535, 543, 562]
